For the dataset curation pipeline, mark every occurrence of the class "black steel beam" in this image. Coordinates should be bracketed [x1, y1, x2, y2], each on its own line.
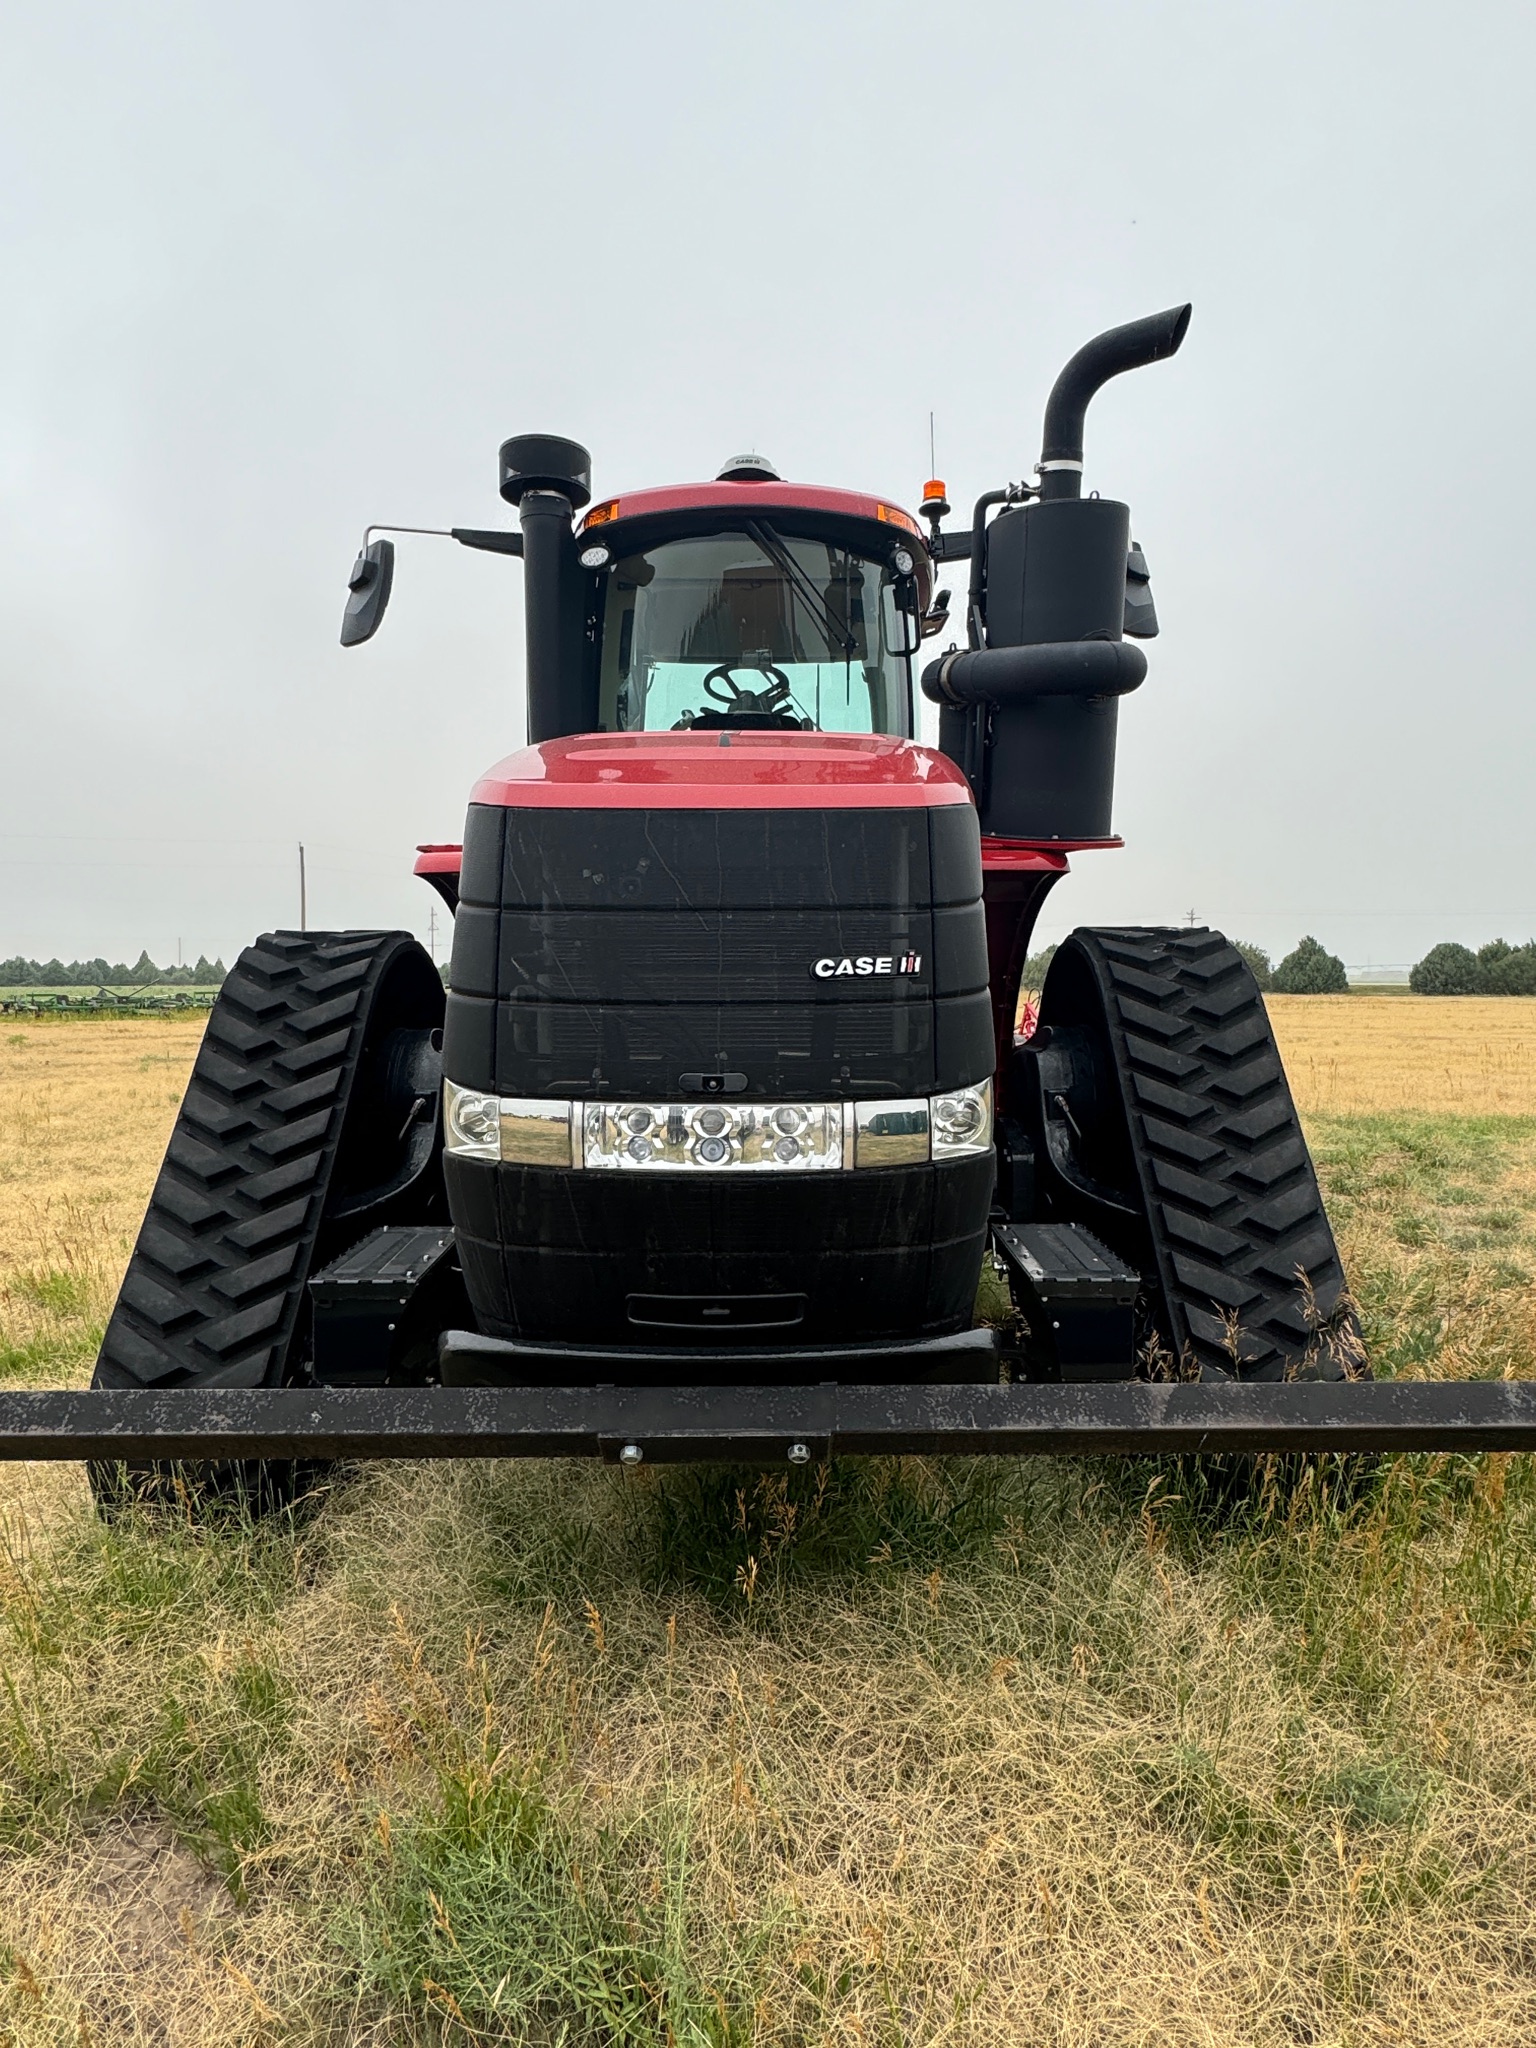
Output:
[3, 1380, 1536, 1465]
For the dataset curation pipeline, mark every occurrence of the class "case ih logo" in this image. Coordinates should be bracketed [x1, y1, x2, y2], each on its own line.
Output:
[811, 953, 923, 980]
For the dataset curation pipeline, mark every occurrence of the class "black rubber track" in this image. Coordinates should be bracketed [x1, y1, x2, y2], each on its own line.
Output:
[1038, 926, 1363, 1382]
[94, 930, 435, 1394]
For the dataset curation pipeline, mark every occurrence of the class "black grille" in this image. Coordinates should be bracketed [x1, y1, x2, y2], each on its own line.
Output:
[448, 802, 989, 1096]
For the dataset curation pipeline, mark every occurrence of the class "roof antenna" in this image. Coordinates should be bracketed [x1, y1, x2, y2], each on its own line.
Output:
[921, 409, 949, 541]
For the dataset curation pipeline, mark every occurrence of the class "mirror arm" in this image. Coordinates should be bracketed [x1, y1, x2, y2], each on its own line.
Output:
[450, 528, 524, 557]
[361, 522, 521, 557]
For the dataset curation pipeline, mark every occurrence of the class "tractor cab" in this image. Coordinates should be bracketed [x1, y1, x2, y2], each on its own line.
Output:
[575, 467, 930, 739]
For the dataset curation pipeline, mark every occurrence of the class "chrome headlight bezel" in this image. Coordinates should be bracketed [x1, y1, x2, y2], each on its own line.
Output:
[444, 1078, 993, 1170]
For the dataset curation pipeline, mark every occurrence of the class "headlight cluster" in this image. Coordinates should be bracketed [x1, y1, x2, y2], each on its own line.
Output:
[442, 1079, 991, 1171]
[584, 1100, 842, 1173]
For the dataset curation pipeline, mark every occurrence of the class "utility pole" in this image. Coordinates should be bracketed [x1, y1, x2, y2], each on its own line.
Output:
[1184, 907, 1198, 928]
[427, 902, 439, 965]
[299, 843, 307, 932]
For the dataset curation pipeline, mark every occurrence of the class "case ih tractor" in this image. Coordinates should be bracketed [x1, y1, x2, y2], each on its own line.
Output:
[6, 305, 1534, 1473]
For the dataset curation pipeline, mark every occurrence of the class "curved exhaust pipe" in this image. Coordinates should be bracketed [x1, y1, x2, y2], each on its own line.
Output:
[1038, 304, 1191, 500]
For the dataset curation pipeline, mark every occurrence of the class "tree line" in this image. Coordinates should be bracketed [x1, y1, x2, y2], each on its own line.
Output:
[0, 952, 227, 988]
[1023, 934, 1350, 994]
[1409, 940, 1536, 995]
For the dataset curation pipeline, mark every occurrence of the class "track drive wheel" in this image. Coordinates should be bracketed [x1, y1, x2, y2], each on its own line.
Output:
[91, 930, 446, 1509]
[1014, 926, 1365, 1382]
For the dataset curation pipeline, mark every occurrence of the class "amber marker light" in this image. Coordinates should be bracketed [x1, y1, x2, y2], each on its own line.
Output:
[580, 498, 620, 530]
[875, 501, 923, 535]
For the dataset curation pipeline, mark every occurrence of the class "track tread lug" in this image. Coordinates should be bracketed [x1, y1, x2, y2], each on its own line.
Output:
[242, 1151, 326, 1204]
[1122, 1035, 1203, 1079]
[274, 1030, 353, 1076]
[1107, 961, 1179, 1001]
[225, 1198, 312, 1251]
[193, 1292, 289, 1357]
[1160, 1206, 1248, 1258]
[1230, 1140, 1309, 1190]
[1187, 981, 1254, 1022]
[137, 1222, 218, 1281]
[1219, 1098, 1295, 1142]
[1133, 1074, 1212, 1120]
[265, 1071, 344, 1116]
[153, 1178, 229, 1232]
[209, 1245, 301, 1301]
[1170, 1253, 1263, 1311]
[1141, 1115, 1225, 1165]
[1247, 1183, 1325, 1236]
[1150, 1159, 1230, 1212]
[119, 1269, 199, 1332]
[250, 1109, 335, 1161]
[1115, 997, 1189, 1042]
[166, 1130, 244, 1186]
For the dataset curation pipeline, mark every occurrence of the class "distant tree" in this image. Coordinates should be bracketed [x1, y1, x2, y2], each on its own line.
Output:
[1477, 939, 1536, 995]
[1021, 944, 1057, 990]
[1273, 936, 1348, 995]
[1410, 942, 1480, 994]
[192, 954, 225, 984]
[1502, 947, 1536, 995]
[1234, 941, 1273, 990]
[0, 958, 29, 986]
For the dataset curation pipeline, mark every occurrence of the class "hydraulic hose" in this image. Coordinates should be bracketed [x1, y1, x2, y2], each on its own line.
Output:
[922, 639, 1148, 707]
[1038, 305, 1191, 500]
[966, 489, 1010, 647]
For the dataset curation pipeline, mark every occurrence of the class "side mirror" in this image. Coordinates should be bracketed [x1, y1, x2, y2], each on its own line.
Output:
[340, 538, 395, 647]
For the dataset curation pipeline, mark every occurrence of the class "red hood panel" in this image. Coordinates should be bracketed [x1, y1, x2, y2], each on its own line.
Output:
[471, 731, 975, 811]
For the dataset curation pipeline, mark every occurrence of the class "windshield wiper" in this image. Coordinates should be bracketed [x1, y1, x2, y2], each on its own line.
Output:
[744, 520, 857, 659]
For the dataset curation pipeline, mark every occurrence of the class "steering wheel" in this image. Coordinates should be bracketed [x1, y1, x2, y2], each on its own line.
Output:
[700, 662, 793, 714]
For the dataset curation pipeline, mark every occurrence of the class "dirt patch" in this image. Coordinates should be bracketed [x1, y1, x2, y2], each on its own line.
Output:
[1, 1822, 255, 2046]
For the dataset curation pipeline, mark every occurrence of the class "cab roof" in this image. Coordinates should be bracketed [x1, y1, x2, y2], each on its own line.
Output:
[580, 478, 924, 539]
[578, 479, 930, 605]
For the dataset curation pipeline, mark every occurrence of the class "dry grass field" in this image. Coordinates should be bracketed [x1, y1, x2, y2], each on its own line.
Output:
[2, 1005, 1536, 2046]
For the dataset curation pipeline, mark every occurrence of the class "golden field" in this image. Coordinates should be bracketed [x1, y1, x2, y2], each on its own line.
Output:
[1270, 993, 1536, 1116]
[1, 1004, 1535, 2046]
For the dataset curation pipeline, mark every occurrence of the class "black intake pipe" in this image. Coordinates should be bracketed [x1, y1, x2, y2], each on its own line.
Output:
[923, 639, 1147, 707]
[500, 434, 594, 743]
[1038, 304, 1190, 500]
[517, 490, 591, 743]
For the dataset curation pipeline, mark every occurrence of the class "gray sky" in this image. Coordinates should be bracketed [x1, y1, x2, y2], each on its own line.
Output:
[2, 1, 1532, 973]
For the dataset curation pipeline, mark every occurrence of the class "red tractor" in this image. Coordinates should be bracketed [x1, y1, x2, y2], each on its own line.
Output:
[11, 307, 1526, 1474]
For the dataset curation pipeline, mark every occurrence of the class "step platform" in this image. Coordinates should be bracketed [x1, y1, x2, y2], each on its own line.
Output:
[992, 1223, 1141, 1380]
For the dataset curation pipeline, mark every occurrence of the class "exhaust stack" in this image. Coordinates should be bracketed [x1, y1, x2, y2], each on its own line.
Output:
[1038, 304, 1191, 501]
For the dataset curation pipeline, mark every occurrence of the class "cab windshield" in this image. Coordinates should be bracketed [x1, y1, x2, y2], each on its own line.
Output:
[597, 529, 915, 735]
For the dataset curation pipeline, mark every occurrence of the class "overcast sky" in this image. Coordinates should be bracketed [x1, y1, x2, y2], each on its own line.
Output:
[2, 1, 1531, 974]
